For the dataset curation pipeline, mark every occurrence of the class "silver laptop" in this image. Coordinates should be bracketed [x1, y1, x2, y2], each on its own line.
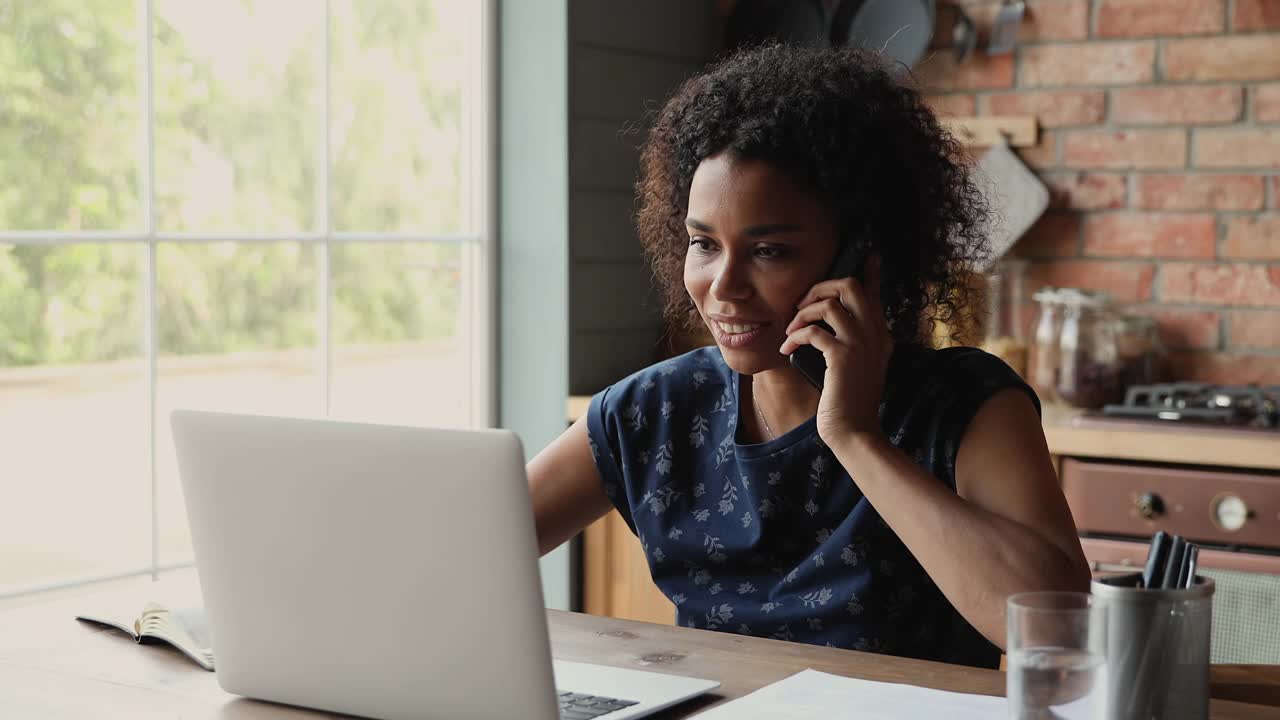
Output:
[171, 410, 719, 720]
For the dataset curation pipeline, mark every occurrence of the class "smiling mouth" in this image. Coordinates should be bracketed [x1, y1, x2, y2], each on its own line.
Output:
[709, 319, 769, 349]
[715, 321, 765, 335]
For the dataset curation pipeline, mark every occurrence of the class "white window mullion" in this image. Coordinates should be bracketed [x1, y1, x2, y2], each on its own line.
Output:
[319, 0, 332, 416]
[0, 231, 146, 242]
[0, 232, 482, 245]
[478, 0, 497, 428]
[141, 0, 160, 580]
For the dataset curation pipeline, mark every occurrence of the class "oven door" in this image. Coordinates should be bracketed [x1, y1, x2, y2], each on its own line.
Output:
[1083, 537, 1280, 576]
[1061, 458, 1280, 664]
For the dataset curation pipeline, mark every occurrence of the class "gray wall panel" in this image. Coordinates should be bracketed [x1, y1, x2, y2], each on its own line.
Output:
[570, 0, 717, 61]
[570, 329, 666, 394]
[570, 119, 642, 192]
[566, 1, 716, 396]
[570, 190, 643, 263]
[571, 262, 664, 333]
[571, 46, 698, 121]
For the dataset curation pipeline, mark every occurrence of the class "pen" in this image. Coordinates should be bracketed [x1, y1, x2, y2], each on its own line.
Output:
[1182, 545, 1199, 589]
[1141, 531, 1169, 589]
[1160, 535, 1187, 590]
[1175, 542, 1192, 589]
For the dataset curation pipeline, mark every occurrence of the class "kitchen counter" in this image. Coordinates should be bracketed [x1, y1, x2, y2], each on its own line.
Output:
[1041, 404, 1279, 472]
[566, 397, 1280, 472]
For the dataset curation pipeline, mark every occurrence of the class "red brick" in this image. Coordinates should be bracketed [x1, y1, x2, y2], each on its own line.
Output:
[1165, 36, 1280, 82]
[1111, 86, 1243, 126]
[1017, 131, 1058, 170]
[1021, 0, 1091, 40]
[1136, 174, 1265, 210]
[1084, 213, 1216, 258]
[1228, 311, 1280, 350]
[1223, 216, 1280, 258]
[915, 53, 1014, 91]
[1153, 309, 1222, 350]
[1233, 0, 1280, 31]
[1254, 84, 1280, 123]
[1160, 262, 1280, 306]
[1127, 307, 1221, 350]
[985, 91, 1105, 128]
[1026, 260, 1155, 302]
[1195, 129, 1280, 169]
[959, 0, 1089, 41]
[1020, 43, 1156, 87]
[925, 94, 977, 117]
[1043, 172, 1128, 210]
[1010, 213, 1082, 258]
[1098, 0, 1225, 37]
[1063, 130, 1187, 169]
[1169, 351, 1280, 385]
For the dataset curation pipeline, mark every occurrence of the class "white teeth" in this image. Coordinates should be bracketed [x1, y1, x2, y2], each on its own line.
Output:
[717, 321, 762, 335]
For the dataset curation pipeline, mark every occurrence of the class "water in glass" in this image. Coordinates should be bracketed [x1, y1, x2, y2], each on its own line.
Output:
[1008, 646, 1106, 720]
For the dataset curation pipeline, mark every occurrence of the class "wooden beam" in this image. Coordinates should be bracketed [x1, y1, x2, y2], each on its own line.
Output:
[943, 115, 1038, 147]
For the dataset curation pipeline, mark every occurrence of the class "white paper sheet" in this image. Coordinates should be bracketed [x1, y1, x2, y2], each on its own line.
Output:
[692, 669, 1008, 720]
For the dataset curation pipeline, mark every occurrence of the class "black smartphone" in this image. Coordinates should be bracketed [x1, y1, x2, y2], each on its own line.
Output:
[789, 243, 866, 389]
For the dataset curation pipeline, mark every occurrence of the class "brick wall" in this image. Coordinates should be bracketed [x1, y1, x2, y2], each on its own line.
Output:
[918, 0, 1280, 385]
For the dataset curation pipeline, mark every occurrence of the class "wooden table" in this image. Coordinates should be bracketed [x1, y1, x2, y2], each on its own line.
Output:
[2, 578, 1278, 718]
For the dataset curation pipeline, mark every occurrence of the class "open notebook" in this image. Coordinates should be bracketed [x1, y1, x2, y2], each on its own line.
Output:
[76, 603, 214, 671]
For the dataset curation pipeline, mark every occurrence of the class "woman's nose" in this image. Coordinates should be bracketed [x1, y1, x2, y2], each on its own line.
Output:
[710, 255, 752, 302]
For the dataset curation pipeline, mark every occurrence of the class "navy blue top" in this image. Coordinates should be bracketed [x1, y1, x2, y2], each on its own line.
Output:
[586, 343, 1038, 669]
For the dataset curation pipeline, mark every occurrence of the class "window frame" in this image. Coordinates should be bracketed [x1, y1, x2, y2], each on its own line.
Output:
[0, 0, 497, 599]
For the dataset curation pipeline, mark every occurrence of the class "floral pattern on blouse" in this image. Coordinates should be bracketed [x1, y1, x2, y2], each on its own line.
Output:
[586, 344, 1039, 669]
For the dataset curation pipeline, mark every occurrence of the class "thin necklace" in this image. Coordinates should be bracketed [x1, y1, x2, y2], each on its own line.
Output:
[752, 384, 776, 441]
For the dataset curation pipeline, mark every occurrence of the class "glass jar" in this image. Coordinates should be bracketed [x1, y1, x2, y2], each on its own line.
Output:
[1114, 314, 1165, 389]
[980, 260, 1029, 378]
[1055, 290, 1123, 409]
[1027, 288, 1063, 403]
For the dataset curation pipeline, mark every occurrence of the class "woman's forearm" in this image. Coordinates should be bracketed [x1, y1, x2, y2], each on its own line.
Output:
[829, 432, 1088, 649]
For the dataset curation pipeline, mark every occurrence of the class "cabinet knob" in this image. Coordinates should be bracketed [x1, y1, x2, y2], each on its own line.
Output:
[1135, 492, 1164, 520]
[1212, 493, 1249, 532]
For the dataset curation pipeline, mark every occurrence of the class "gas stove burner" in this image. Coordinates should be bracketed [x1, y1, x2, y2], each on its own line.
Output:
[1102, 383, 1280, 428]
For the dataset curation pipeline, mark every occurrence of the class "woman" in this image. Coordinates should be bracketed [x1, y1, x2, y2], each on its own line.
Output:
[528, 44, 1089, 669]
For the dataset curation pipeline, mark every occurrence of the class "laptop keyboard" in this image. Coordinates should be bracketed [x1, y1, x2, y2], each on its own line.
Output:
[558, 690, 640, 719]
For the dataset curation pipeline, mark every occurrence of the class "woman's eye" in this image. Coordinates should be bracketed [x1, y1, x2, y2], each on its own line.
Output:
[755, 245, 788, 259]
[688, 237, 716, 253]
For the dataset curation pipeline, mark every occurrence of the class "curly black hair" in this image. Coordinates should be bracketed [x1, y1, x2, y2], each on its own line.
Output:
[636, 44, 989, 347]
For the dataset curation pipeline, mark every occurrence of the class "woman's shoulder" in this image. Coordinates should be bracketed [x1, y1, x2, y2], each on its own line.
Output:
[586, 346, 736, 506]
[891, 344, 1031, 397]
[883, 343, 1040, 434]
[596, 346, 732, 410]
[881, 344, 1039, 485]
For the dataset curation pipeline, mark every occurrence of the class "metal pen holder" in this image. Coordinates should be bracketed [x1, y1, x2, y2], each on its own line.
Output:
[1091, 573, 1215, 720]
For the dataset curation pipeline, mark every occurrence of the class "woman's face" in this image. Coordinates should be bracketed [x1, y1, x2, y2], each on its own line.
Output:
[684, 153, 840, 375]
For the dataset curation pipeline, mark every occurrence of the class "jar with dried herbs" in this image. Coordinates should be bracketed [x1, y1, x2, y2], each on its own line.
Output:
[979, 260, 1029, 378]
[1027, 288, 1063, 403]
[1112, 315, 1162, 389]
[1055, 290, 1123, 409]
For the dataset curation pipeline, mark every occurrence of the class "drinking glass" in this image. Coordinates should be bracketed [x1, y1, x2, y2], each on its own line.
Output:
[1007, 591, 1107, 720]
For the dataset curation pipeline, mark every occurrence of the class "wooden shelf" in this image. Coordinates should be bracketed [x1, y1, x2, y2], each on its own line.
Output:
[942, 115, 1038, 147]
